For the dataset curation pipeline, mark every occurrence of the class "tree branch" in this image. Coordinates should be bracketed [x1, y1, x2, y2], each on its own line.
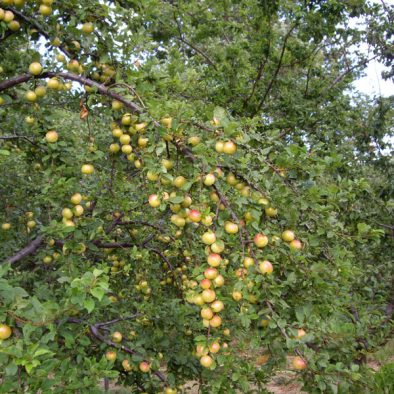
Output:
[243, 20, 272, 108]
[173, 13, 217, 70]
[0, 72, 142, 113]
[5, 7, 71, 58]
[2, 236, 44, 265]
[89, 322, 166, 382]
[254, 23, 298, 115]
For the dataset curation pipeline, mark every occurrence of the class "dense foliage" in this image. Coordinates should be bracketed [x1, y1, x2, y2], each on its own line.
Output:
[0, 0, 393, 393]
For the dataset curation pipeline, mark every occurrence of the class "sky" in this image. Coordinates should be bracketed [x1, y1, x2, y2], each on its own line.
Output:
[354, 59, 393, 97]
[353, 0, 394, 97]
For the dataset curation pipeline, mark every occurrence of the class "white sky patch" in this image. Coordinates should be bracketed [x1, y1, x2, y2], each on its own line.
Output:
[352, 0, 394, 97]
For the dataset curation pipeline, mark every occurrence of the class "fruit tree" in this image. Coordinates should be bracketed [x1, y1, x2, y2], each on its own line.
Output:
[0, 0, 393, 393]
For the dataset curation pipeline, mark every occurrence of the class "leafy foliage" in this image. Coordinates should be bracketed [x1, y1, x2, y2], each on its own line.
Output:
[0, 0, 393, 393]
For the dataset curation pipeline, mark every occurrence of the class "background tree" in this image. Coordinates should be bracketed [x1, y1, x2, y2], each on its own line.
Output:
[0, 0, 393, 393]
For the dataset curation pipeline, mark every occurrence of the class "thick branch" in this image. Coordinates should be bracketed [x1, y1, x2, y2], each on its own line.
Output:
[2, 236, 44, 265]
[0, 72, 142, 113]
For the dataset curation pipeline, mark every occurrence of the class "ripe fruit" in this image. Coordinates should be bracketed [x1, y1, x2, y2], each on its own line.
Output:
[63, 219, 75, 227]
[188, 136, 200, 146]
[207, 253, 222, 267]
[161, 117, 172, 128]
[148, 194, 161, 208]
[135, 122, 147, 132]
[139, 361, 150, 373]
[27, 220, 36, 229]
[292, 356, 307, 370]
[200, 355, 213, 368]
[119, 134, 131, 145]
[202, 231, 216, 245]
[138, 136, 148, 148]
[1, 223, 11, 230]
[3, 11, 14, 23]
[193, 295, 205, 306]
[47, 77, 60, 89]
[226, 172, 237, 185]
[0, 324, 12, 340]
[211, 240, 224, 253]
[210, 191, 220, 202]
[122, 359, 132, 372]
[232, 291, 242, 301]
[105, 350, 117, 362]
[290, 239, 302, 250]
[171, 215, 185, 227]
[209, 341, 220, 353]
[211, 300, 224, 313]
[146, 171, 158, 181]
[112, 100, 123, 110]
[81, 22, 94, 34]
[25, 116, 35, 125]
[202, 289, 216, 303]
[265, 207, 278, 217]
[25, 91, 37, 102]
[181, 195, 192, 208]
[73, 205, 84, 217]
[70, 193, 82, 205]
[282, 230, 295, 242]
[201, 307, 214, 320]
[296, 329, 306, 339]
[121, 145, 133, 154]
[121, 113, 132, 125]
[173, 176, 186, 188]
[188, 209, 201, 222]
[215, 141, 224, 153]
[243, 256, 254, 268]
[204, 267, 218, 280]
[81, 164, 94, 174]
[43, 256, 52, 264]
[62, 208, 73, 219]
[224, 221, 238, 234]
[203, 173, 216, 186]
[254, 233, 268, 248]
[29, 62, 43, 75]
[162, 159, 174, 170]
[209, 315, 222, 328]
[45, 131, 58, 143]
[201, 215, 213, 226]
[35, 86, 47, 97]
[112, 331, 123, 343]
[259, 260, 273, 275]
[39, 5, 52, 16]
[200, 279, 211, 289]
[54, 39, 62, 49]
[111, 127, 123, 138]
[213, 275, 224, 287]
[223, 140, 237, 155]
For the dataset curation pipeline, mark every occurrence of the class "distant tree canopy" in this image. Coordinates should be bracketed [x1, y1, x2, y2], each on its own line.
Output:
[0, 0, 393, 393]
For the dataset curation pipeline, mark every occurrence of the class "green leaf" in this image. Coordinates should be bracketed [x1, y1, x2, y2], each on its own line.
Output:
[84, 298, 95, 313]
[90, 287, 105, 301]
